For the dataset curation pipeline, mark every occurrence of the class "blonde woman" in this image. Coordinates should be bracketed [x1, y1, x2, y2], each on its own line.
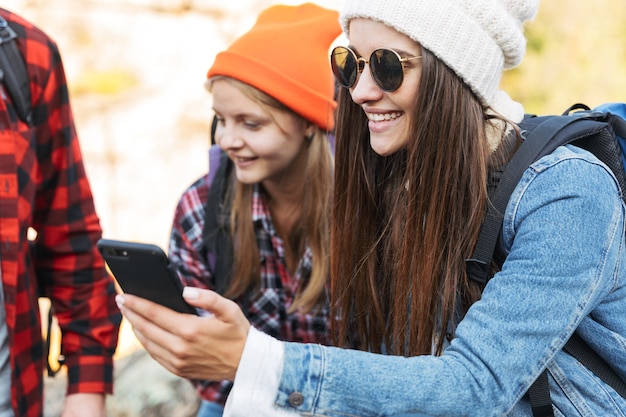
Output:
[165, 4, 340, 416]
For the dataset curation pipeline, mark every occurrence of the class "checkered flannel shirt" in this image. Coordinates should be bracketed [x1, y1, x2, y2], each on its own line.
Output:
[0, 8, 121, 417]
[169, 173, 331, 406]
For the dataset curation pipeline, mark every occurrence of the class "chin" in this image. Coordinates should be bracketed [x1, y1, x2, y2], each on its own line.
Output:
[234, 171, 261, 185]
[370, 137, 404, 156]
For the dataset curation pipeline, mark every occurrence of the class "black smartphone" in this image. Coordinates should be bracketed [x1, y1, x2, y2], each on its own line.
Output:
[97, 238, 197, 315]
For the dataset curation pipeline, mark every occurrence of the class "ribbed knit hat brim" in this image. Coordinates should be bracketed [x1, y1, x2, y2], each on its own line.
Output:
[340, 0, 538, 107]
[208, 3, 341, 131]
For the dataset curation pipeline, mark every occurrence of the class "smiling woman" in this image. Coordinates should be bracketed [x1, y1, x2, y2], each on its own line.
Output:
[209, 78, 314, 189]
[339, 18, 425, 157]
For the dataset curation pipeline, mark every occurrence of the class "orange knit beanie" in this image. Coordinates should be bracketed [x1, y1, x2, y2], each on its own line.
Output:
[207, 3, 341, 131]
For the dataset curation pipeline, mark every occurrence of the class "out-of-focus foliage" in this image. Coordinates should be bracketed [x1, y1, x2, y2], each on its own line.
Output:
[72, 69, 138, 95]
[501, 0, 626, 115]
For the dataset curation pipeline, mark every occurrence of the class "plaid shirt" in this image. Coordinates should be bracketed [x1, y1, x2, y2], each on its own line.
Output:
[169, 159, 331, 406]
[0, 9, 121, 417]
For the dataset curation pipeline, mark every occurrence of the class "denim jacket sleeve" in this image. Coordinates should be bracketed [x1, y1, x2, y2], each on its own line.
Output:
[271, 146, 626, 417]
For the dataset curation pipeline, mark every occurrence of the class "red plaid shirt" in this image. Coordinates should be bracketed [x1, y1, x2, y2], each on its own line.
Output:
[0, 8, 121, 416]
[169, 147, 331, 406]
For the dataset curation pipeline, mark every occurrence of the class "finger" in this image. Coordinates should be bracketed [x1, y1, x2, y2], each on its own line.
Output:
[117, 294, 193, 355]
[182, 287, 246, 324]
[129, 310, 237, 380]
[120, 302, 206, 377]
[117, 293, 193, 336]
[131, 327, 184, 376]
[119, 300, 178, 350]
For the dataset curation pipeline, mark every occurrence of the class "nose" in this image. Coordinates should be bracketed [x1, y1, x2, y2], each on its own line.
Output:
[214, 122, 243, 150]
[349, 64, 384, 104]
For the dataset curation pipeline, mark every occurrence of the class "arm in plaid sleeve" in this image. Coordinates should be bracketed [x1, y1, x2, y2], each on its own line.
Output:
[168, 176, 215, 291]
[26, 23, 121, 395]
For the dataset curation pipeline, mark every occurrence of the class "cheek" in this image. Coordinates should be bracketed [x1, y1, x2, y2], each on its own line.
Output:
[249, 133, 305, 160]
[266, 125, 307, 154]
[277, 137, 307, 161]
[399, 80, 419, 113]
[397, 91, 418, 140]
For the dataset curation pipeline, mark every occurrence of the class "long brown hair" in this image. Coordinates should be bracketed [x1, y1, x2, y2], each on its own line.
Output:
[330, 48, 515, 355]
[213, 77, 333, 313]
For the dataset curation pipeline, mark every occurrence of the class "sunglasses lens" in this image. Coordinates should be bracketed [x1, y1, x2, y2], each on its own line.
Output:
[331, 47, 357, 88]
[370, 49, 404, 92]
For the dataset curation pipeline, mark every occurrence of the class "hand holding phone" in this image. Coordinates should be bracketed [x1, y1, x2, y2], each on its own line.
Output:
[97, 238, 197, 315]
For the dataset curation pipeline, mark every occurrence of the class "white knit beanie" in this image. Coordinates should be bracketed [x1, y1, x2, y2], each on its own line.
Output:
[340, 0, 539, 109]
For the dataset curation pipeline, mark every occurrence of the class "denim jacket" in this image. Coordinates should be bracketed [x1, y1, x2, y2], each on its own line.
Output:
[226, 145, 626, 417]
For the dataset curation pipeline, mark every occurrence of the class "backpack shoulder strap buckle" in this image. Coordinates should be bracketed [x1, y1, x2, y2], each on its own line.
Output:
[0, 16, 17, 44]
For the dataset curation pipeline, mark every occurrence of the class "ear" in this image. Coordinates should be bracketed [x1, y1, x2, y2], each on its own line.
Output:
[304, 123, 316, 140]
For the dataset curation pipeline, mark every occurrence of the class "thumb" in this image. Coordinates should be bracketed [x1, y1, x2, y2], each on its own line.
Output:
[182, 287, 242, 323]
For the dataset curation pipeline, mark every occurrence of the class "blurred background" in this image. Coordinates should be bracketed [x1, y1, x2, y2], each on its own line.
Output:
[1, 0, 625, 415]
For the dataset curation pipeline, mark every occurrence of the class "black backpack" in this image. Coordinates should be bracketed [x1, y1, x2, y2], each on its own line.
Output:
[202, 142, 235, 296]
[466, 103, 626, 416]
[201, 142, 258, 317]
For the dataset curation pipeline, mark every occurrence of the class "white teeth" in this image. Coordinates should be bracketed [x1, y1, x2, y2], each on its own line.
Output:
[235, 156, 255, 162]
[367, 112, 402, 122]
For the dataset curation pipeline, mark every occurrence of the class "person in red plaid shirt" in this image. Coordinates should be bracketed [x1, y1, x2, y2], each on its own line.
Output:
[0, 8, 121, 417]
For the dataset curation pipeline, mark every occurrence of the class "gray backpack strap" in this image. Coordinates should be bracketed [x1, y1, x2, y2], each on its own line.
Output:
[203, 145, 234, 295]
[0, 16, 32, 125]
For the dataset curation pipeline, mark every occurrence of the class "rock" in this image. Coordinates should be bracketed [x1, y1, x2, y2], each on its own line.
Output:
[45, 348, 201, 417]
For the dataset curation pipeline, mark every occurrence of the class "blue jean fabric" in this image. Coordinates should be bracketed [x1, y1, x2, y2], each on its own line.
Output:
[197, 400, 224, 417]
[274, 146, 626, 416]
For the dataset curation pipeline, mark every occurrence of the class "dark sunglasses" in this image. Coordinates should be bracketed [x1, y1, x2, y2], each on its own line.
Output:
[330, 46, 421, 92]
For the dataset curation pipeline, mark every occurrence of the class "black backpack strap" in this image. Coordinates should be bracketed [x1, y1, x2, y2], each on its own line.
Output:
[211, 114, 218, 145]
[607, 113, 626, 140]
[466, 114, 593, 284]
[29, 240, 65, 377]
[202, 146, 234, 295]
[527, 370, 554, 417]
[525, 331, 626, 417]
[564, 333, 626, 397]
[467, 107, 626, 415]
[0, 16, 32, 125]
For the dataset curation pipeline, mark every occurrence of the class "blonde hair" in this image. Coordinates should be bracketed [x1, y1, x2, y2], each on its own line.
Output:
[208, 76, 333, 312]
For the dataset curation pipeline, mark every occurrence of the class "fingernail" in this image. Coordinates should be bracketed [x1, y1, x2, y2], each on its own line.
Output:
[182, 287, 199, 300]
[115, 294, 125, 308]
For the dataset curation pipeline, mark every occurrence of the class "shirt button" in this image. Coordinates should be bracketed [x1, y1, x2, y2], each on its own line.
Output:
[288, 392, 304, 407]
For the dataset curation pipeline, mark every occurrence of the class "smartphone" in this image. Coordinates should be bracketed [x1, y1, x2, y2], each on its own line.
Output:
[97, 238, 197, 315]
